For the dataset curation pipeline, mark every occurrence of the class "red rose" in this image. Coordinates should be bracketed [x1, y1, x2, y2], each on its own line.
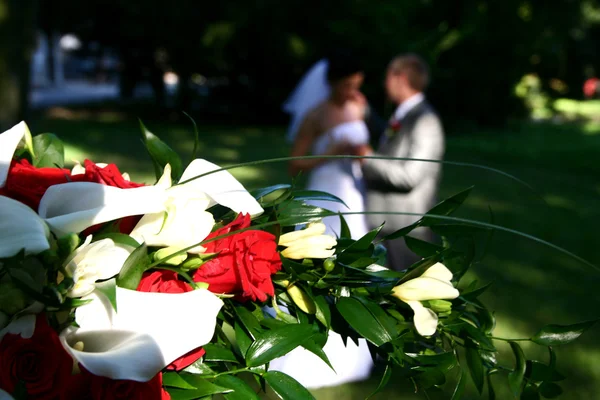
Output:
[584, 77, 599, 98]
[0, 314, 73, 399]
[62, 368, 170, 400]
[137, 270, 205, 370]
[0, 159, 81, 210]
[82, 160, 143, 189]
[193, 213, 282, 302]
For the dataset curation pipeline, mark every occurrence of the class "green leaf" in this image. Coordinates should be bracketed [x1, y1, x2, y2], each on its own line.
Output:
[182, 111, 200, 161]
[335, 296, 393, 346]
[182, 359, 215, 375]
[340, 225, 383, 256]
[216, 375, 260, 400]
[234, 305, 263, 339]
[139, 119, 183, 181]
[450, 367, 467, 400]
[234, 322, 253, 358]
[404, 236, 444, 258]
[487, 373, 496, 400]
[276, 200, 334, 226]
[525, 361, 565, 382]
[203, 343, 239, 363]
[301, 335, 335, 371]
[314, 296, 331, 329]
[531, 319, 599, 346]
[465, 344, 484, 394]
[293, 190, 348, 208]
[252, 185, 292, 207]
[521, 384, 541, 400]
[245, 324, 314, 367]
[116, 243, 150, 290]
[338, 214, 351, 239]
[409, 351, 457, 371]
[95, 278, 117, 312]
[539, 382, 563, 399]
[92, 233, 140, 248]
[460, 281, 494, 300]
[508, 341, 526, 398]
[379, 221, 421, 242]
[162, 372, 197, 389]
[32, 133, 64, 168]
[166, 376, 232, 400]
[263, 371, 316, 400]
[422, 187, 473, 223]
[366, 364, 392, 399]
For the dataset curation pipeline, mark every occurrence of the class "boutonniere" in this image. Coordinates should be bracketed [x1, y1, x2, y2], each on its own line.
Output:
[384, 119, 402, 140]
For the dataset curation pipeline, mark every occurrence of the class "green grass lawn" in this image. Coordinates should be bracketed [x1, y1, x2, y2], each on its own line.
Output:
[28, 108, 600, 399]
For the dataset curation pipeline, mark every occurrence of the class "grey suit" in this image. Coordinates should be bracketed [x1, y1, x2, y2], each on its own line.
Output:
[362, 100, 445, 270]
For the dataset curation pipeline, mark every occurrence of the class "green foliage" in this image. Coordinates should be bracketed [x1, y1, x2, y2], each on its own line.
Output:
[115, 243, 150, 290]
[32, 133, 64, 168]
[139, 120, 183, 181]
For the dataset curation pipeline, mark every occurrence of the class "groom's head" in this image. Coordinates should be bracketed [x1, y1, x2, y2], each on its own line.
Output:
[385, 54, 429, 104]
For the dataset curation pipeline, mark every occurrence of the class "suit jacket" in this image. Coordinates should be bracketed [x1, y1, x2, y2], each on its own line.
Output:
[362, 100, 445, 235]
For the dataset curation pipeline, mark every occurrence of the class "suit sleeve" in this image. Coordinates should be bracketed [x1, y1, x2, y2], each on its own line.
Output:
[362, 113, 445, 192]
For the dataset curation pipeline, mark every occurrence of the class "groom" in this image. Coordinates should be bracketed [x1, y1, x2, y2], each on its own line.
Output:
[357, 54, 445, 271]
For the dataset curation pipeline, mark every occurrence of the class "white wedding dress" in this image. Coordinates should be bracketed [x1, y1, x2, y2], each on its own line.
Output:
[268, 120, 374, 389]
[305, 120, 370, 240]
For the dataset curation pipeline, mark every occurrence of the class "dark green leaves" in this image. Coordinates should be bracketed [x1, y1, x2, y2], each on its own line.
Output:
[450, 367, 467, 400]
[116, 243, 150, 290]
[216, 375, 260, 400]
[366, 364, 392, 399]
[32, 133, 64, 168]
[139, 120, 183, 181]
[203, 344, 239, 363]
[508, 341, 526, 398]
[263, 371, 316, 400]
[336, 296, 394, 346]
[465, 344, 484, 394]
[531, 319, 598, 346]
[245, 324, 314, 367]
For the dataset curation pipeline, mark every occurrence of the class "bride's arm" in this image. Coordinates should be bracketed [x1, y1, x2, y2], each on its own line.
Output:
[288, 111, 335, 176]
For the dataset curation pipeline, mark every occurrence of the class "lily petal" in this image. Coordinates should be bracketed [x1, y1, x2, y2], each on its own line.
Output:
[63, 287, 223, 381]
[0, 314, 36, 341]
[38, 183, 168, 236]
[406, 301, 439, 336]
[0, 121, 28, 188]
[0, 196, 50, 258]
[180, 159, 263, 216]
[422, 262, 453, 282]
[392, 276, 459, 302]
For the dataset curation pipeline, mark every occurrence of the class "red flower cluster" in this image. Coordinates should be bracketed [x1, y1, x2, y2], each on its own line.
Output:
[193, 213, 282, 302]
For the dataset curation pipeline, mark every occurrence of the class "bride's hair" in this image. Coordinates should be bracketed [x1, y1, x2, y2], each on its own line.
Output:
[326, 50, 363, 83]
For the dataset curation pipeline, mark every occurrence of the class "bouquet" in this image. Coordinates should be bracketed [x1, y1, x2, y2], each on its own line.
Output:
[0, 121, 595, 400]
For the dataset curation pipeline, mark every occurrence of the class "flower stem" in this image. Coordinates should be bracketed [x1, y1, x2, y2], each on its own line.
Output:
[491, 337, 530, 342]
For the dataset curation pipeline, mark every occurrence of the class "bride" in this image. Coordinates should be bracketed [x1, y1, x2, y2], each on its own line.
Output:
[268, 53, 374, 389]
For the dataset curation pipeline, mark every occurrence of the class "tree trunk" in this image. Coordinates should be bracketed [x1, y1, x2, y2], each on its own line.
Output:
[0, 0, 38, 130]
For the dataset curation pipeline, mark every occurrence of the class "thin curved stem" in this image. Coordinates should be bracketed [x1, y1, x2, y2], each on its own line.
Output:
[491, 337, 530, 342]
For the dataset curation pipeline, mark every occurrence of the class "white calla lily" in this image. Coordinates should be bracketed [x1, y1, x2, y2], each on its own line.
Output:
[60, 287, 223, 381]
[0, 196, 50, 258]
[179, 159, 263, 216]
[0, 121, 29, 188]
[391, 262, 459, 336]
[38, 182, 168, 236]
[64, 236, 134, 298]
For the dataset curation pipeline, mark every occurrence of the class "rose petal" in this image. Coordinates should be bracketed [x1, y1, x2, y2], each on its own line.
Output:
[38, 183, 168, 236]
[392, 276, 459, 302]
[0, 195, 50, 258]
[421, 262, 453, 282]
[406, 301, 439, 336]
[179, 159, 263, 216]
[0, 121, 28, 188]
[64, 287, 223, 381]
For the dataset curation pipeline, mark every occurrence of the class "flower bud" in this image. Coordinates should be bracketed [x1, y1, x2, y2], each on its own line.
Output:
[279, 223, 337, 260]
[425, 299, 453, 314]
[57, 233, 81, 259]
[287, 284, 316, 314]
[323, 258, 335, 272]
[0, 282, 28, 315]
[154, 246, 188, 266]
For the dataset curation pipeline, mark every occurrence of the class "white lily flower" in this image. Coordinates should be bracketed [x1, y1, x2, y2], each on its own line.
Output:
[38, 182, 168, 236]
[131, 160, 263, 253]
[64, 236, 134, 298]
[60, 287, 223, 381]
[279, 222, 337, 260]
[0, 121, 29, 188]
[0, 196, 50, 258]
[391, 263, 459, 336]
[71, 161, 131, 181]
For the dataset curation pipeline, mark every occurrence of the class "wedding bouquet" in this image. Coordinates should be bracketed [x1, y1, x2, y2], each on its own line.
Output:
[0, 121, 595, 400]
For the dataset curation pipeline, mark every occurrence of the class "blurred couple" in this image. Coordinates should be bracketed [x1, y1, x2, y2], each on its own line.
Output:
[270, 52, 445, 388]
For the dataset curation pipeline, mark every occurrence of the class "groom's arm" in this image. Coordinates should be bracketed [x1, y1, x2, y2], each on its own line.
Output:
[361, 113, 445, 192]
